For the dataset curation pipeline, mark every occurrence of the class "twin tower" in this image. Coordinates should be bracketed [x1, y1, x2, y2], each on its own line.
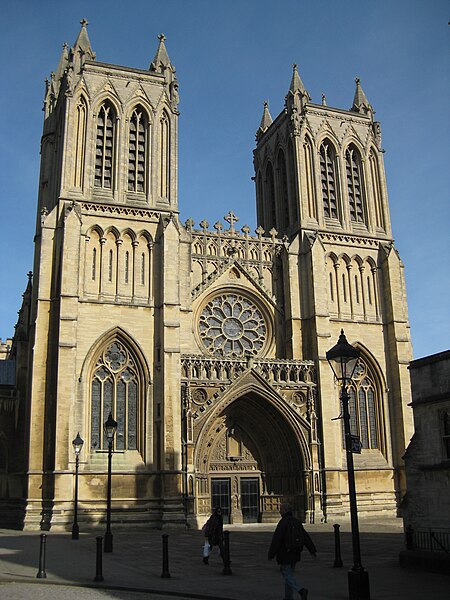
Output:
[2, 21, 412, 529]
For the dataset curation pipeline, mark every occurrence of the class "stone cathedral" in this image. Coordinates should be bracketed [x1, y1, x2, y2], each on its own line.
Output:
[0, 22, 413, 530]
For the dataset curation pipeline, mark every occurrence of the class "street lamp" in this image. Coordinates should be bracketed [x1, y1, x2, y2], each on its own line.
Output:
[326, 330, 370, 600]
[71, 432, 84, 540]
[103, 412, 117, 553]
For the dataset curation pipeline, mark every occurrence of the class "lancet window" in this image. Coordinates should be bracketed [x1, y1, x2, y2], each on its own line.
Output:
[320, 141, 339, 219]
[160, 112, 170, 198]
[74, 96, 87, 188]
[95, 102, 115, 189]
[128, 107, 147, 193]
[265, 162, 276, 231]
[345, 145, 366, 224]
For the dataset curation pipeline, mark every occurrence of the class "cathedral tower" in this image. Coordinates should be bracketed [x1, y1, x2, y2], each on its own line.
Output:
[253, 66, 413, 515]
[22, 21, 183, 528]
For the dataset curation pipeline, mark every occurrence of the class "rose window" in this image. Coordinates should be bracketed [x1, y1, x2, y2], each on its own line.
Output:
[199, 293, 267, 356]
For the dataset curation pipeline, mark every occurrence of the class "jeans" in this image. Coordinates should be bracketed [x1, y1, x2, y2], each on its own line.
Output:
[280, 562, 301, 600]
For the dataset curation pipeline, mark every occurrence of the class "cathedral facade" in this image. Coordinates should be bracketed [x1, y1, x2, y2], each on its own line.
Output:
[0, 22, 413, 530]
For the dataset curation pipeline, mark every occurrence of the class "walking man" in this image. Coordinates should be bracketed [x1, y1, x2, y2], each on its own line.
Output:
[268, 502, 317, 600]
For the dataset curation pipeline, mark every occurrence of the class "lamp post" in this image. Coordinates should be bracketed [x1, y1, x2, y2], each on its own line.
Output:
[103, 412, 117, 553]
[71, 432, 84, 540]
[326, 330, 370, 600]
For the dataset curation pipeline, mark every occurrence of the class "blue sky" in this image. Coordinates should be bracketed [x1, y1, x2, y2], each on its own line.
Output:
[0, 0, 448, 359]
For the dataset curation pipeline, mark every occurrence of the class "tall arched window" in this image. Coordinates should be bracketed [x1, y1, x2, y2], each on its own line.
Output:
[128, 106, 147, 193]
[277, 149, 289, 233]
[160, 112, 170, 198]
[345, 145, 367, 225]
[303, 136, 316, 219]
[320, 141, 339, 219]
[265, 162, 276, 231]
[344, 358, 383, 451]
[90, 340, 142, 452]
[369, 150, 385, 230]
[95, 102, 115, 189]
[74, 96, 87, 188]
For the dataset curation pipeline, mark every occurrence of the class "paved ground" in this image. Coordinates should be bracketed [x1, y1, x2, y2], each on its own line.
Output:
[0, 516, 448, 599]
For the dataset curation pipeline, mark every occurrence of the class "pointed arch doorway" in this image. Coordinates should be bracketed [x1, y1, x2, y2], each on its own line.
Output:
[194, 390, 310, 524]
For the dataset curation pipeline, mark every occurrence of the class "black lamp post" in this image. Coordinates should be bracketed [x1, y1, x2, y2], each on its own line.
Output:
[326, 330, 370, 600]
[71, 432, 84, 540]
[103, 412, 117, 553]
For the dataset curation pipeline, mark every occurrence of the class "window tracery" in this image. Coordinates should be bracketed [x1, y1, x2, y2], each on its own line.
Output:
[320, 141, 339, 219]
[95, 102, 115, 189]
[199, 293, 267, 357]
[90, 340, 140, 452]
[128, 107, 147, 193]
[345, 145, 366, 224]
[344, 358, 382, 450]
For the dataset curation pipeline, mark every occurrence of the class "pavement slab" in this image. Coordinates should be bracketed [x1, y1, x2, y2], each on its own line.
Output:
[0, 516, 448, 599]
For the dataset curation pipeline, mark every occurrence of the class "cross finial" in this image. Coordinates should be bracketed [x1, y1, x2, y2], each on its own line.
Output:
[80, 18, 89, 28]
[224, 211, 239, 233]
[355, 77, 360, 85]
[158, 33, 166, 43]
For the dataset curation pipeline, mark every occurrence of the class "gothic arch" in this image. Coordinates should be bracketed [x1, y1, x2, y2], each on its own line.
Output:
[81, 326, 151, 386]
[344, 142, 368, 226]
[121, 227, 137, 243]
[92, 93, 121, 118]
[318, 137, 341, 221]
[73, 94, 89, 189]
[346, 343, 388, 456]
[124, 99, 154, 125]
[81, 328, 151, 455]
[193, 378, 312, 519]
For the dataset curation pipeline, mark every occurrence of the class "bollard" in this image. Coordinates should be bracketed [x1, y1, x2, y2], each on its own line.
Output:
[161, 533, 171, 578]
[36, 533, 47, 578]
[222, 530, 232, 575]
[333, 523, 343, 568]
[94, 536, 104, 582]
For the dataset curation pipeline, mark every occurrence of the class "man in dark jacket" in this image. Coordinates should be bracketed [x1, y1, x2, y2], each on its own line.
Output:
[202, 506, 224, 564]
[268, 502, 316, 600]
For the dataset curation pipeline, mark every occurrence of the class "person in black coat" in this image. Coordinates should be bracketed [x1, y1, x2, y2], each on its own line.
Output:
[202, 506, 224, 564]
[268, 502, 316, 600]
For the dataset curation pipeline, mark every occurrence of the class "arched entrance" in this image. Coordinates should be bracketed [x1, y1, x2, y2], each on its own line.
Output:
[194, 389, 311, 523]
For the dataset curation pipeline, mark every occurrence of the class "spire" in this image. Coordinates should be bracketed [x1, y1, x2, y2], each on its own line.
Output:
[351, 77, 373, 115]
[289, 64, 310, 101]
[256, 101, 273, 139]
[69, 19, 96, 75]
[149, 33, 173, 73]
[55, 43, 69, 84]
[149, 34, 178, 109]
[72, 19, 96, 61]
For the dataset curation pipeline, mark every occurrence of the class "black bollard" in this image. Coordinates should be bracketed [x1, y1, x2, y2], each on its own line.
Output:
[94, 536, 104, 582]
[36, 533, 47, 578]
[333, 523, 343, 568]
[222, 530, 232, 575]
[161, 533, 171, 578]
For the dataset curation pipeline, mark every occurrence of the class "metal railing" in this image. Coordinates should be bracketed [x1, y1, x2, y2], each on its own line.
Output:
[406, 526, 450, 553]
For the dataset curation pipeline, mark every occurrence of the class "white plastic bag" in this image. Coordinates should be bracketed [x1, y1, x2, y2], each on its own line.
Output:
[203, 540, 211, 558]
